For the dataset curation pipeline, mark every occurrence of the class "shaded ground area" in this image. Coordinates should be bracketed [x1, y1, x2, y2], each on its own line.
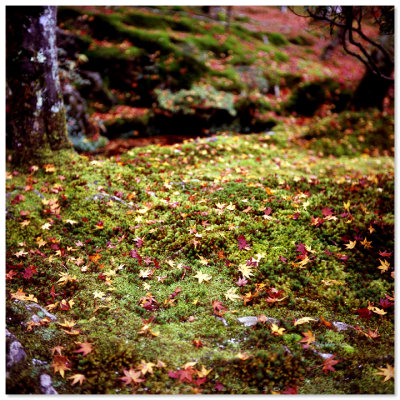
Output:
[46, 5, 393, 155]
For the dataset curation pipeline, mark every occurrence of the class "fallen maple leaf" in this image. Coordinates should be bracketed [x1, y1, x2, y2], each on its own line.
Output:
[50, 345, 64, 356]
[238, 263, 254, 279]
[377, 259, 390, 273]
[68, 373, 86, 386]
[236, 276, 248, 286]
[11, 288, 37, 303]
[294, 317, 318, 326]
[270, 323, 286, 336]
[193, 271, 212, 283]
[322, 355, 341, 374]
[375, 364, 394, 382]
[225, 287, 242, 301]
[51, 355, 71, 377]
[136, 360, 155, 375]
[120, 368, 145, 386]
[345, 240, 356, 249]
[299, 330, 316, 348]
[238, 235, 251, 250]
[74, 341, 93, 357]
[57, 318, 76, 329]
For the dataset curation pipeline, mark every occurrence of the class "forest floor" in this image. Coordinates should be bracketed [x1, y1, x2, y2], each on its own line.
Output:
[6, 6, 394, 394]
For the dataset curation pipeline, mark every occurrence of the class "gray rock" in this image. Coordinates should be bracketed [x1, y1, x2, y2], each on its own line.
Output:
[237, 316, 279, 327]
[313, 350, 333, 360]
[40, 374, 58, 395]
[6, 329, 27, 374]
[333, 321, 354, 331]
[23, 302, 57, 321]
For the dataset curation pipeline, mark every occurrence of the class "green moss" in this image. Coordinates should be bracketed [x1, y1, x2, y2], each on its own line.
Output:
[267, 32, 289, 46]
[6, 95, 394, 394]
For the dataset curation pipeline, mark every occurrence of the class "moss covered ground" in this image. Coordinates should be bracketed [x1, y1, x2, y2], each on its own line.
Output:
[6, 113, 394, 393]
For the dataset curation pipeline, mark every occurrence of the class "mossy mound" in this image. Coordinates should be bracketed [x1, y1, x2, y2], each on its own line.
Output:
[300, 110, 394, 156]
[6, 120, 394, 393]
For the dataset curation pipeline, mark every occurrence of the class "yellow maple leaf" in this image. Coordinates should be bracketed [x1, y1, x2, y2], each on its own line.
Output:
[197, 365, 212, 378]
[238, 263, 254, 279]
[136, 360, 156, 375]
[36, 237, 46, 247]
[294, 317, 318, 326]
[57, 272, 77, 285]
[345, 240, 356, 249]
[57, 319, 76, 329]
[375, 364, 394, 382]
[194, 271, 212, 283]
[198, 256, 209, 265]
[11, 288, 38, 303]
[93, 290, 105, 299]
[270, 323, 286, 336]
[225, 288, 242, 301]
[377, 259, 390, 273]
[68, 374, 85, 386]
[360, 237, 372, 249]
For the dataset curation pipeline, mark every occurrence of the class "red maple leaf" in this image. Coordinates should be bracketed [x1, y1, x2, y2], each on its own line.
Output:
[322, 207, 333, 217]
[321, 355, 341, 374]
[238, 235, 251, 250]
[379, 250, 393, 257]
[282, 385, 298, 394]
[212, 300, 227, 315]
[23, 265, 38, 280]
[131, 249, 142, 265]
[354, 307, 372, 320]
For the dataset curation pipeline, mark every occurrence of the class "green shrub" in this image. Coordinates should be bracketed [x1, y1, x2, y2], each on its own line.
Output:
[285, 79, 350, 116]
[155, 84, 236, 116]
[267, 32, 289, 46]
[69, 132, 108, 152]
[302, 110, 394, 156]
[288, 35, 314, 46]
[274, 50, 289, 62]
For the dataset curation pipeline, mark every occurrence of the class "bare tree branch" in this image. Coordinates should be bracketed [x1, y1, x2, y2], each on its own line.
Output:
[289, 6, 394, 81]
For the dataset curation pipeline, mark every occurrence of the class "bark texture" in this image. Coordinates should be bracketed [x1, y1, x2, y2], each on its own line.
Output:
[6, 6, 71, 165]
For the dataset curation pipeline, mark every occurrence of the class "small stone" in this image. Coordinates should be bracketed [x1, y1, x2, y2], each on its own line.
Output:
[40, 374, 58, 395]
[237, 316, 258, 326]
[237, 316, 279, 327]
[6, 329, 27, 371]
[333, 321, 354, 331]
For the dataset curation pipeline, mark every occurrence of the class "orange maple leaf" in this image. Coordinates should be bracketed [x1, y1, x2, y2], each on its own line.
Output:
[299, 330, 316, 347]
[51, 355, 71, 377]
[74, 341, 93, 357]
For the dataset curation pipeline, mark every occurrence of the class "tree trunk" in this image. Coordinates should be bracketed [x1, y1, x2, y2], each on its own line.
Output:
[6, 6, 71, 166]
[351, 35, 394, 110]
[352, 69, 392, 110]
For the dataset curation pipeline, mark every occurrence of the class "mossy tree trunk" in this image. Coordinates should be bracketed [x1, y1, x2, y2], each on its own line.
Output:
[6, 6, 71, 166]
